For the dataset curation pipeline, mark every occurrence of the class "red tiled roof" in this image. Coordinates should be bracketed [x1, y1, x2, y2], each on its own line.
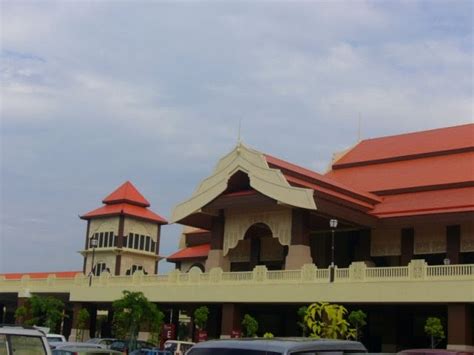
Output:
[371, 186, 474, 218]
[1, 271, 82, 280]
[326, 151, 474, 194]
[333, 123, 474, 168]
[103, 181, 150, 207]
[81, 203, 167, 223]
[264, 154, 381, 207]
[167, 244, 210, 261]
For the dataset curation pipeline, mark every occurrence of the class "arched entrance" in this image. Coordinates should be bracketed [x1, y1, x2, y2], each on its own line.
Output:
[229, 223, 286, 271]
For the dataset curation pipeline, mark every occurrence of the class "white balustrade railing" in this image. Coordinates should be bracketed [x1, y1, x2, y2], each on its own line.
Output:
[1, 262, 473, 290]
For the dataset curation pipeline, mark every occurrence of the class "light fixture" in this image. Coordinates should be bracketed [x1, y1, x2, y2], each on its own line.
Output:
[329, 219, 338, 229]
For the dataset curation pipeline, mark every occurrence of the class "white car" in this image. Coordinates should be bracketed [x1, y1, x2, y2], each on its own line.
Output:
[0, 324, 52, 355]
[47, 333, 67, 344]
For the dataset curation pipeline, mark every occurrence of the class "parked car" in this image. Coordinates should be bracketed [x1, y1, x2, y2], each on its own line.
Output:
[186, 338, 367, 355]
[398, 350, 474, 355]
[47, 333, 67, 344]
[52, 348, 122, 355]
[49, 341, 106, 350]
[164, 340, 195, 355]
[0, 324, 52, 355]
[109, 339, 156, 353]
[87, 338, 118, 349]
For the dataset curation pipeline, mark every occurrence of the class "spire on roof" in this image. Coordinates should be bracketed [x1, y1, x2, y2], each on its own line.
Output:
[102, 181, 150, 207]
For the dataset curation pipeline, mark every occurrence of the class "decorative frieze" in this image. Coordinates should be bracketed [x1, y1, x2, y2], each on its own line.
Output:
[371, 228, 401, 256]
[414, 225, 446, 255]
[460, 220, 474, 252]
[223, 209, 291, 255]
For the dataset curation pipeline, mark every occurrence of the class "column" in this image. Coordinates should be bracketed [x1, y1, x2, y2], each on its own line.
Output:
[285, 209, 312, 270]
[400, 228, 414, 266]
[69, 303, 90, 342]
[446, 225, 460, 264]
[220, 303, 241, 339]
[115, 215, 125, 276]
[15, 297, 30, 325]
[448, 304, 473, 350]
[205, 212, 229, 271]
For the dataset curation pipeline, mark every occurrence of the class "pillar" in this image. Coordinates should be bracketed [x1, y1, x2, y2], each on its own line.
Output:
[220, 304, 241, 338]
[285, 209, 312, 269]
[15, 297, 30, 325]
[205, 212, 230, 271]
[115, 215, 125, 276]
[448, 304, 473, 350]
[446, 225, 460, 264]
[69, 303, 90, 341]
[400, 228, 414, 266]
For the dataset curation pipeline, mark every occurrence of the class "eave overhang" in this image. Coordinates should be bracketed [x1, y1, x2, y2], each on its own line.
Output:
[171, 143, 316, 223]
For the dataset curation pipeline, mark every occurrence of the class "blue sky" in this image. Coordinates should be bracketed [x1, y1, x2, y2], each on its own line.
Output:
[1, 0, 472, 273]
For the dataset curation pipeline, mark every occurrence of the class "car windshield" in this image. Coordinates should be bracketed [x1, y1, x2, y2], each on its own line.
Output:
[48, 337, 64, 343]
[9, 334, 48, 355]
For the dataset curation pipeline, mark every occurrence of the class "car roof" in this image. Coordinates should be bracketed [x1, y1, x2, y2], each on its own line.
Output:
[52, 348, 121, 354]
[191, 338, 367, 352]
[0, 325, 47, 337]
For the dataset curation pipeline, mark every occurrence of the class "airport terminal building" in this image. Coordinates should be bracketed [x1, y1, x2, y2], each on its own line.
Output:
[1, 123, 473, 351]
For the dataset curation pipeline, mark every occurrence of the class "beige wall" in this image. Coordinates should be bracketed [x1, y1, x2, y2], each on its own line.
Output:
[88, 217, 120, 239]
[121, 253, 156, 275]
[123, 217, 158, 241]
[84, 250, 116, 275]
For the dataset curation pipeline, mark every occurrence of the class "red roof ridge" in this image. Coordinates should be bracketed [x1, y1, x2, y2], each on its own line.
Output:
[167, 243, 210, 261]
[264, 154, 381, 204]
[1, 271, 82, 280]
[103, 181, 150, 207]
[333, 123, 474, 169]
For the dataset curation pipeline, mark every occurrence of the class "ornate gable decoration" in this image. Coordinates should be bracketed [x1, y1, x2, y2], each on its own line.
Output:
[171, 143, 316, 223]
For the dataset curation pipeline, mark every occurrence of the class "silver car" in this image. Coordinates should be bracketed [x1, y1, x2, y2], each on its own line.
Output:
[186, 338, 367, 355]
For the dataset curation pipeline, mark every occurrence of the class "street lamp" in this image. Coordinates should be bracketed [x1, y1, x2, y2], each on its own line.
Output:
[329, 219, 338, 282]
[89, 235, 98, 287]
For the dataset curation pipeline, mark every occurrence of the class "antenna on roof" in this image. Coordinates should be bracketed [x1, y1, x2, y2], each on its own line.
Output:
[237, 118, 242, 144]
[357, 113, 362, 142]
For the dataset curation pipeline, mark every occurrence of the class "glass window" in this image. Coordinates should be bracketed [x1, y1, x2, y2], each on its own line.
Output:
[145, 236, 151, 251]
[134, 234, 139, 249]
[140, 235, 145, 250]
[10, 335, 47, 355]
[151, 241, 156, 253]
[99, 232, 104, 247]
[128, 233, 133, 248]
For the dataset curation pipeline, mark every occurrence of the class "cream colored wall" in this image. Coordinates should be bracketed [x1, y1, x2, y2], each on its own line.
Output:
[88, 217, 119, 239]
[121, 253, 156, 275]
[123, 217, 158, 241]
[84, 250, 116, 275]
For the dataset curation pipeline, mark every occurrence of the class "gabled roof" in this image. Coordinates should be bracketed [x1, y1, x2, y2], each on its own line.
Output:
[103, 181, 150, 207]
[167, 243, 210, 262]
[333, 123, 474, 169]
[81, 181, 167, 224]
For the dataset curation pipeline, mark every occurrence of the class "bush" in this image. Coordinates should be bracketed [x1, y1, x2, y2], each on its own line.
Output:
[241, 314, 258, 337]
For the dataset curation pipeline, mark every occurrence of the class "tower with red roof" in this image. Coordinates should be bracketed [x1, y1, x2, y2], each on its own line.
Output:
[80, 181, 167, 276]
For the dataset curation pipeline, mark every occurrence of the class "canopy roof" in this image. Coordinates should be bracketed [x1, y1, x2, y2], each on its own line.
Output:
[103, 181, 150, 207]
[167, 243, 210, 262]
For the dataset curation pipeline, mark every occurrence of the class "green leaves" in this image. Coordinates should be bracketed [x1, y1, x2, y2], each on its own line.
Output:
[194, 306, 210, 330]
[112, 290, 164, 345]
[241, 314, 258, 337]
[304, 302, 356, 340]
[424, 317, 445, 348]
[15, 295, 66, 331]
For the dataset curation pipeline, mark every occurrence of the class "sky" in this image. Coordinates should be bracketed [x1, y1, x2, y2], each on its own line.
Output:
[0, 0, 472, 274]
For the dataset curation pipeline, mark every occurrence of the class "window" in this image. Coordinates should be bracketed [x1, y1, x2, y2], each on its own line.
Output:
[93, 262, 109, 276]
[9, 334, 47, 355]
[98, 232, 104, 247]
[134, 234, 139, 249]
[151, 240, 156, 253]
[140, 235, 145, 250]
[125, 265, 148, 275]
[145, 236, 151, 251]
[128, 233, 133, 248]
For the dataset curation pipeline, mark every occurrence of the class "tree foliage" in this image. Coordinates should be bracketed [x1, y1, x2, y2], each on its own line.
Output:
[304, 302, 356, 340]
[424, 317, 445, 349]
[297, 306, 308, 336]
[76, 308, 90, 341]
[194, 306, 210, 330]
[15, 295, 65, 331]
[112, 291, 164, 347]
[241, 314, 258, 337]
[263, 332, 274, 338]
[348, 310, 367, 341]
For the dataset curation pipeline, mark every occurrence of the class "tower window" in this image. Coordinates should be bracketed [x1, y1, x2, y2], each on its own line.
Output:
[134, 234, 139, 249]
[140, 235, 145, 250]
[128, 233, 133, 248]
[145, 236, 150, 252]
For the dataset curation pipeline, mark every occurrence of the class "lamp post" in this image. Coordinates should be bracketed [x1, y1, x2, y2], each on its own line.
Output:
[329, 219, 338, 282]
[89, 235, 98, 287]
